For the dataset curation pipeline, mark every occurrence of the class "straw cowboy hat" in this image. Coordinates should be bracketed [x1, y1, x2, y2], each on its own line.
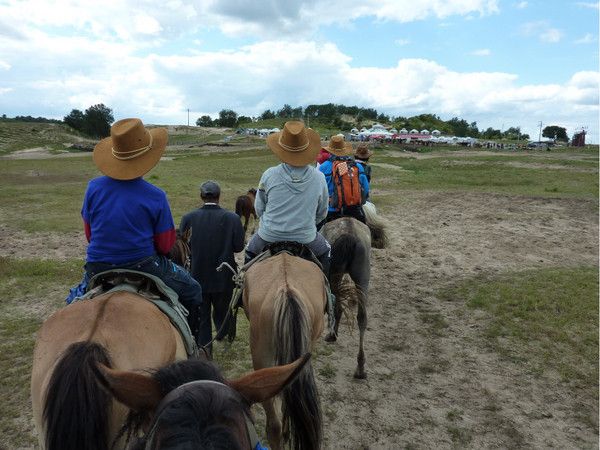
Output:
[326, 135, 353, 156]
[93, 118, 168, 180]
[354, 143, 373, 160]
[266, 121, 321, 166]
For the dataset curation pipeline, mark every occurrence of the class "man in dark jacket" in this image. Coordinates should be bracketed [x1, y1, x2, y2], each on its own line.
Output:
[180, 180, 245, 356]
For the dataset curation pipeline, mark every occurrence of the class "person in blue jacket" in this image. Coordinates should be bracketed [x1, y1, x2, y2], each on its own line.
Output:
[318, 135, 370, 225]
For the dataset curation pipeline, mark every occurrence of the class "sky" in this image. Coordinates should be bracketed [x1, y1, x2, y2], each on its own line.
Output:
[0, 0, 598, 142]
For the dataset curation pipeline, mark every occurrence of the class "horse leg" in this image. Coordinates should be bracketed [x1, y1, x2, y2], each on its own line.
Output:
[352, 258, 370, 379]
[325, 274, 343, 342]
[354, 287, 367, 379]
[262, 397, 283, 450]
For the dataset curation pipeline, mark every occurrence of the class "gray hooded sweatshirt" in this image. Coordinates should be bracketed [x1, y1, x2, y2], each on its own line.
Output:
[255, 163, 329, 244]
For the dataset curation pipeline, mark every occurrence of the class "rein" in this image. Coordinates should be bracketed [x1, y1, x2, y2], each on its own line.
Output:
[144, 380, 261, 450]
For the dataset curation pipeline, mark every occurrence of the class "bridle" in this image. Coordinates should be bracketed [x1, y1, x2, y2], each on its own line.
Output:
[144, 380, 261, 450]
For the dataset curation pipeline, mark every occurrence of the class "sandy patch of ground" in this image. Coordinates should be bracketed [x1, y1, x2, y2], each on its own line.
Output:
[315, 191, 598, 449]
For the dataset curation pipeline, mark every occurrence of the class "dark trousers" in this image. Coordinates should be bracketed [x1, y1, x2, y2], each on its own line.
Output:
[196, 290, 234, 354]
[85, 254, 203, 338]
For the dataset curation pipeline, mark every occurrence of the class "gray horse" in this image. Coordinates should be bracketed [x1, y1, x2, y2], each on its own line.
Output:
[321, 217, 371, 379]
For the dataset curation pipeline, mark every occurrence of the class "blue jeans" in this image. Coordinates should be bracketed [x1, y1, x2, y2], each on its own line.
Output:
[85, 254, 203, 312]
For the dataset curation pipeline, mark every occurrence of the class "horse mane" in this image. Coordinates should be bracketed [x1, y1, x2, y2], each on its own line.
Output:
[44, 342, 113, 450]
[119, 359, 246, 450]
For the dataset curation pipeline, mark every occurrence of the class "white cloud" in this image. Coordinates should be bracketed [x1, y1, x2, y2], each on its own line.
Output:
[515, 1, 528, 8]
[395, 39, 410, 46]
[0, 0, 500, 41]
[471, 49, 491, 56]
[540, 28, 563, 43]
[521, 21, 563, 43]
[0, 2, 596, 142]
[575, 33, 596, 44]
[576, 2, 600, 10]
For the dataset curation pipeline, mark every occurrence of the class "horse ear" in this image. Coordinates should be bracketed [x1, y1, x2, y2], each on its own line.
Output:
[93, 363, 163, 412]
[227, 353, 311, 404]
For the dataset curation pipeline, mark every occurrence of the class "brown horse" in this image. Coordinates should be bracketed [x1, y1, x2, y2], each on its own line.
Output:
[168, 227, 192, 271]
[243, 252, 326, 450]
[321, 217, 372, 379]
[31, 237, 192, 450]
[235, 188, 257, 233]
[93, 354, 311, 449]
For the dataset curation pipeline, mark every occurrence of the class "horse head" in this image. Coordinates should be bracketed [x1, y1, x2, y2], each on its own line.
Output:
[93, 354, 311, 449]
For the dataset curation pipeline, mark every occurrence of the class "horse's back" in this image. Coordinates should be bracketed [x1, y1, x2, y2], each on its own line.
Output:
[245, 252, 325, 311]
[244, 253, 326, 359]
[34, 292, 184, 370]
[32, 292, 186, 447]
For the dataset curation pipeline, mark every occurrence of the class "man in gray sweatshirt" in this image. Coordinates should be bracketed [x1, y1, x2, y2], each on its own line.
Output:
[245, 121, 331, 274]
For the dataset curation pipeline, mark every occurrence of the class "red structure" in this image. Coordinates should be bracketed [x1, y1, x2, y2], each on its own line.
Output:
[572, 129, 586, 147]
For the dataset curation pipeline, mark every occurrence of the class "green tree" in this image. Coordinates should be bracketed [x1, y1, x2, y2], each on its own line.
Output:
[82, 104, 114, 138]
[542, 125, 568, 142]
[277, 104, 294, 118]
[237, 115, 252, 125]
[64, 109, 85, 131]
[260, 109, 276, 120]
[195, 115, 213, 127]
[216, 109, 238, 127]
[503, 126, 523, 140]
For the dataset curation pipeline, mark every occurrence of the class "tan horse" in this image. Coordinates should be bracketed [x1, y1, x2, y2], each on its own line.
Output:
[31, 292, 188, 450]
[243, 251, 326, 450]
[31, 235, 193, 450]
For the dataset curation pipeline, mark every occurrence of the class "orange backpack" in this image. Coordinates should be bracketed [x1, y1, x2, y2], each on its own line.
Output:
[330, 158, 363, 210]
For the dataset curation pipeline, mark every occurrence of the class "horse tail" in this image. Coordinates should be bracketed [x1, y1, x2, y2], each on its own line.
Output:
[273, 288, 322, 450]
[363, 201, 388, 249]
[235, 196, 245, 217]
[43, 341, 113, 450]
[330, 233, 356, 276]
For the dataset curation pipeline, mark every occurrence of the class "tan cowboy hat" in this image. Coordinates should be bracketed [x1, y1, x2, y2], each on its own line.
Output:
[326, 135, 353, 156]
[93, 118, 168, 180]
[354, 143, 373, 159]
[266, 121, 321, 166]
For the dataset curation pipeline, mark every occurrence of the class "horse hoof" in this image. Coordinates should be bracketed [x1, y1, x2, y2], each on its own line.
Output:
[324, 332, 337, 342]
[353, 369, 367, 379]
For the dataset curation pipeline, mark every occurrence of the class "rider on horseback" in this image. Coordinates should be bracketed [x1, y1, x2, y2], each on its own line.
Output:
[75, 118, 203, 337]
[245, 121, 331, 276]
[318, 135, 370, 225]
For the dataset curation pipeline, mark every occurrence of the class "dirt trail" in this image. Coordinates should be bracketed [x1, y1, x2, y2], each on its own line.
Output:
[315, 191, 598, 449]
[2, 188, 597, 449]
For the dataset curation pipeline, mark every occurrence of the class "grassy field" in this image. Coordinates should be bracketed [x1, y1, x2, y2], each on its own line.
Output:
[0, 138, 598, 448]
[441, 267, 598, 390]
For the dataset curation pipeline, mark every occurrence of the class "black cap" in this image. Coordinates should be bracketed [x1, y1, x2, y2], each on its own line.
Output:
[200, 180, 220, 197]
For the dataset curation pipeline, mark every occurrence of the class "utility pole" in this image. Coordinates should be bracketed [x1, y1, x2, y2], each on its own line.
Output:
[187, 108, 190, 127]
[538, 121, 543, 143]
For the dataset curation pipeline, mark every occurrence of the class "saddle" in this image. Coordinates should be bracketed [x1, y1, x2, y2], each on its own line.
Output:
[263, 241, 323, 270]
[74, 269, 199, 358]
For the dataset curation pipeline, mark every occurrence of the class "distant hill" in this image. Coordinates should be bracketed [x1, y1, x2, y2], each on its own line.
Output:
[0, 121, 92, 154]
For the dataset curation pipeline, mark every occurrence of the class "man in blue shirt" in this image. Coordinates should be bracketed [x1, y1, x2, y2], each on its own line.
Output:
[71, 118, 203, 338]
